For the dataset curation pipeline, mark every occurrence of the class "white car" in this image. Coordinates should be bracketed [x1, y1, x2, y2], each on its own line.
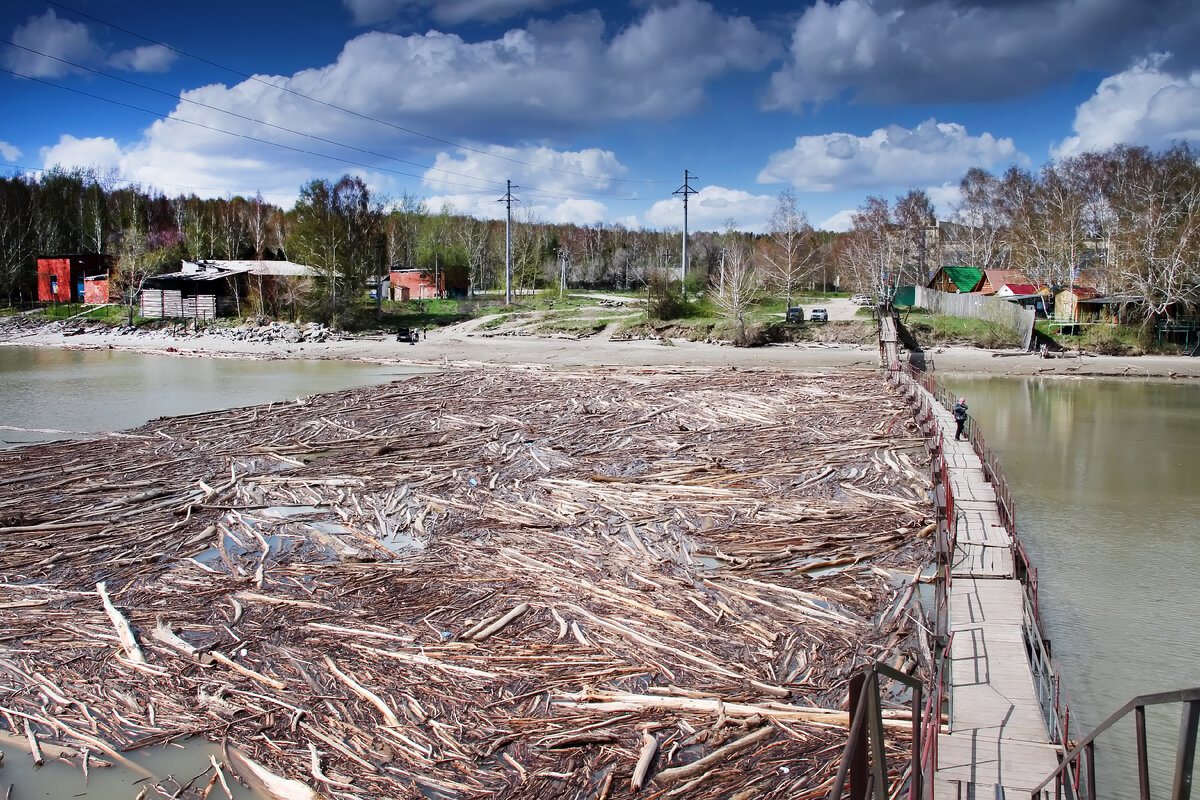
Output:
[851, 294, 872, 305]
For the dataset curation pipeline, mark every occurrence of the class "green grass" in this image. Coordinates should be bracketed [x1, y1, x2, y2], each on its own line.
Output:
[903, 311, 1023, 348]
[34, 303, 132, 324]
[538, 318, 616, 336]
[1035, 320, 1181, 355]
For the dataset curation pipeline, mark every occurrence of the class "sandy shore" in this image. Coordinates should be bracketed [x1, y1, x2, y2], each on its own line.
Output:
[4, 319, 1200, 378]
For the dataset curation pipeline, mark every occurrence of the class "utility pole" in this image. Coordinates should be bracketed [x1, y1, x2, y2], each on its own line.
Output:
[374, 236, 384, 322]
[499, 180, 518, 305]
[673, 170, 698, 291]
[559, 248, 568, 299]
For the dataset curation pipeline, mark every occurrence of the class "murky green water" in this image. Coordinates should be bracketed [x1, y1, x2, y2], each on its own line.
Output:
[943, 375, 1200, 798]
[0, 345, 429, 447]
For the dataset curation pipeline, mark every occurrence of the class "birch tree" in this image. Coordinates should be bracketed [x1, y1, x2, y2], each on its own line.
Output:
[763, 188, 816, 307]
[713, 235, 760, 344]
[838, 196, 898, 299]
[1106, 144, 1200, 315]
[0, 176, 38, 304]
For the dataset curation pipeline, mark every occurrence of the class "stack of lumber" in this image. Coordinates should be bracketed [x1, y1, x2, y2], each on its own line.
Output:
[0, 365, 933, 799]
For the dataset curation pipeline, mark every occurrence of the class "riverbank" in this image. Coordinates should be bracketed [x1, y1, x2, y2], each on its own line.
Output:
[3, 316, 1200, 378]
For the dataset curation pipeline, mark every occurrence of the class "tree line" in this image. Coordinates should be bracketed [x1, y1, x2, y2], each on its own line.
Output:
[0, 168, 826, 323]
[2, 142, 1197, 324]
[841, 143, 1200, 317]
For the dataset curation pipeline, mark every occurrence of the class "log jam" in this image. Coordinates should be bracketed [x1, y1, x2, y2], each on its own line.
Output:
[0, 364, 933, 799]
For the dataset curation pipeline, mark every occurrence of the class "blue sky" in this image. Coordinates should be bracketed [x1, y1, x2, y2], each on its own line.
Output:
[2, 0, 1199, 233]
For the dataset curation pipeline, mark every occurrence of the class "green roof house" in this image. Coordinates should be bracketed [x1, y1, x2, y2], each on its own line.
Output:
[928, 266, 984, 293]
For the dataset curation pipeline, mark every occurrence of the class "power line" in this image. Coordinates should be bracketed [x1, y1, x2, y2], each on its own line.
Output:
[1, 41, 643, 204]
[0, 65, 515, 195]
[43, 0, 670, 186]
[1, 38, 505, 192]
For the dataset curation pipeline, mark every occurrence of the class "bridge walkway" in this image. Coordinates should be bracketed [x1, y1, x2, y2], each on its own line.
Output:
[923, 400, 1061, 797]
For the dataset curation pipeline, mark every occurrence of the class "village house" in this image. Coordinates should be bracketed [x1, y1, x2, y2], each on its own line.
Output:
[978, 269, 1035, 295]
[927, 266, 983, 294]
[995, 283, 1052, 316]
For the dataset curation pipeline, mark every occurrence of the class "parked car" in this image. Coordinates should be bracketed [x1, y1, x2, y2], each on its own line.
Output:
[851, 293, 872, 305]
[785, 306, 804, 323]
[810, 308, 829, 322]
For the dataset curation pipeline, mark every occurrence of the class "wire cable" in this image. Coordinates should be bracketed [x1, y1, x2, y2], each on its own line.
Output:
[43, 0, 670, 185]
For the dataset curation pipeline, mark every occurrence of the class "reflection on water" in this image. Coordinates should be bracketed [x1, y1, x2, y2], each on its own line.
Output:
[0, 345, 428, 447]
[944, 375, 1200, 799]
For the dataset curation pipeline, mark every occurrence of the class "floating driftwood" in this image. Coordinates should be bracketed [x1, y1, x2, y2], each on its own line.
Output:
[0, 365, 934, 798]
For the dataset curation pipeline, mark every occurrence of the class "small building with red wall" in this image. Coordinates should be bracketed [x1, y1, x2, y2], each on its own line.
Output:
[388, 267, 468, 300]
[389, 269, 442, 300]
[36, 254, 111, 303]
[83, 275, 111, 303]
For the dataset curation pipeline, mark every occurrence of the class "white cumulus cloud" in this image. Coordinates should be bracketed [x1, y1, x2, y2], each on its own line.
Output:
[757, 119, 1025, 192]
[5, 9, 100, 78]
[1054, 55, 1200, 157]
[109, 44, 178, 73]
[419, 144, 626, 225]
[0, 141, 21, 161]
[764, 0, 1200, 109]
[39, 135, 123, 173]
[35, 2, 772, 204]
[644, 185, 775, 233]
[818, 208, 857, 233]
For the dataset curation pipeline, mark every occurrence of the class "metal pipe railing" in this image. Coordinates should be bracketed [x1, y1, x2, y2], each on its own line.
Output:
[1030, 687, 1200, 800]
[830, 661, 931, 800]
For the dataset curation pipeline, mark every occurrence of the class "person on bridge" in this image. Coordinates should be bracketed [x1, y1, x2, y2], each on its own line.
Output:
[953, 397, 968, 441]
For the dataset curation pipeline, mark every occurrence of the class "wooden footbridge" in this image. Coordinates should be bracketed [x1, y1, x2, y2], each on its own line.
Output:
[925, 392, 1061, 796]
[880, 315, 1064, 797]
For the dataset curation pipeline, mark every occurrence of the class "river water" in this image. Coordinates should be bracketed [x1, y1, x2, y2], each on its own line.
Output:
[943, 374, 1200, 797]
[0, 344, 428, 797]
[0, 345, 426, 447]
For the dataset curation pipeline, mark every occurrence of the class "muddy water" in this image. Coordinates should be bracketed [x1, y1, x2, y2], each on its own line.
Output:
[0, 737, 260, 799]
[942, 375, 1200, 798]
[0, 345, 431, 447]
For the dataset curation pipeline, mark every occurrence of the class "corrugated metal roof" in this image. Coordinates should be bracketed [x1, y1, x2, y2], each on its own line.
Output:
[187, 259, 314, 277]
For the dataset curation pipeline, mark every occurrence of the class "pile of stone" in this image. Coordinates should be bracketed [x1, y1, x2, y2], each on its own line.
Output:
[227, 320, 344, 344]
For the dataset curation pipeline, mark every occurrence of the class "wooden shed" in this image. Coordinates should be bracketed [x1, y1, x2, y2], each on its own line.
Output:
[1053, 287, 1101, 322]
[140, 262, 242, 320]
